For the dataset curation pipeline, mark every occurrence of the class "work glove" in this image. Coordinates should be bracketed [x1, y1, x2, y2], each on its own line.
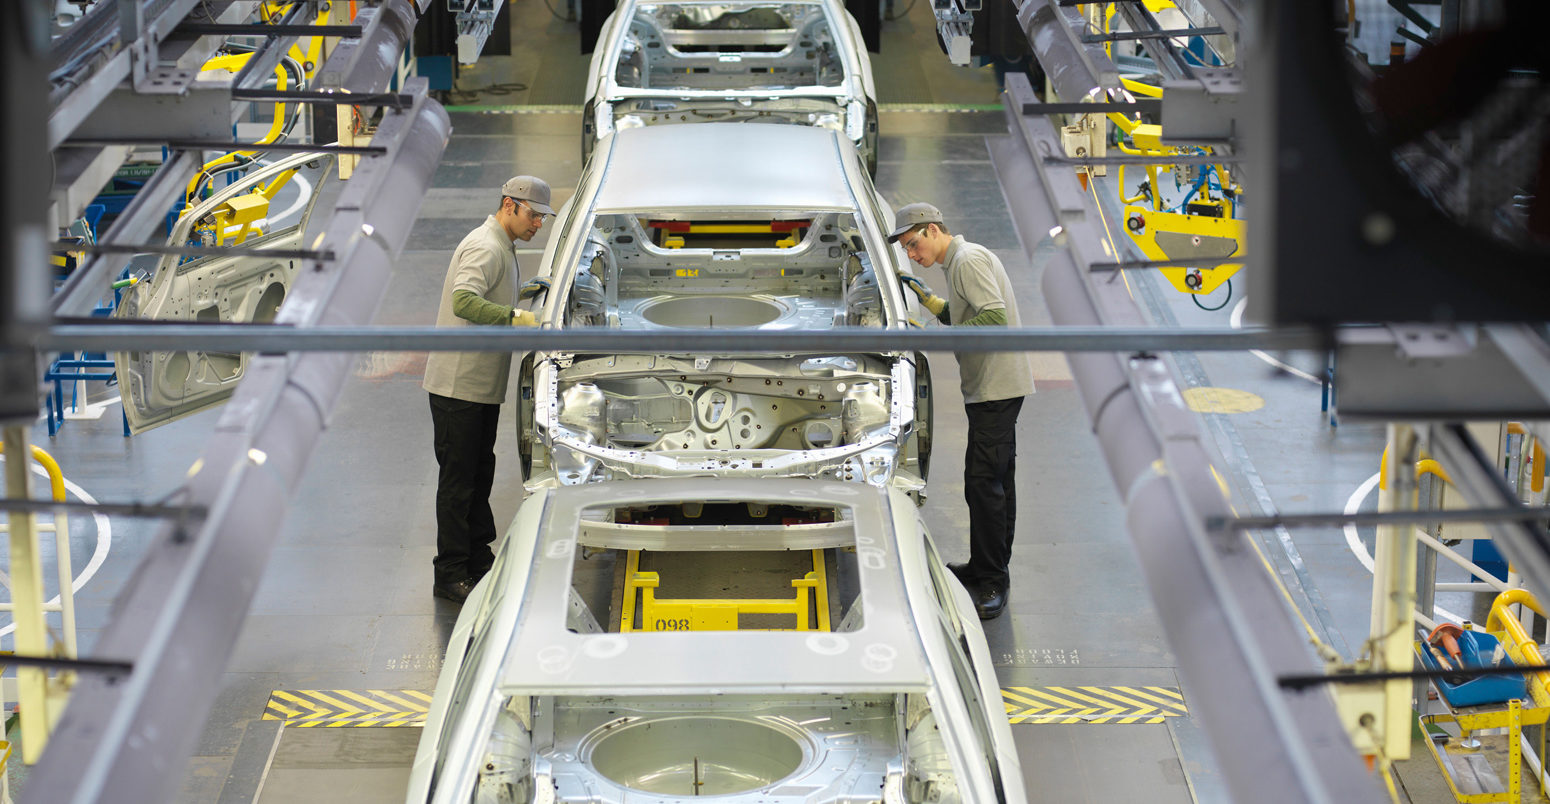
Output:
[899, 274, 946, 317]
[518, 276, 550, 300]
[511, 308, 537, 327]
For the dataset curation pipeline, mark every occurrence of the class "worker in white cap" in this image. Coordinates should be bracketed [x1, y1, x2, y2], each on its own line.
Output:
[889, 202, 1034, 620]
[423, 175, 555, 604]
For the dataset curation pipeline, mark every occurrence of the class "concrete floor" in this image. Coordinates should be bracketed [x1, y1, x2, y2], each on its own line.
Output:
[6, 0, 1514, 801]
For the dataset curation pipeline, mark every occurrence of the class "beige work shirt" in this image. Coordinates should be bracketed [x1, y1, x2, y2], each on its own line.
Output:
[942, 235, 1036, 404]
[423, 216, 518, 404]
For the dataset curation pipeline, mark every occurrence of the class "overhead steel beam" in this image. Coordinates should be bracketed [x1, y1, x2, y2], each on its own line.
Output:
[2, 0, 51, 422]
[993, 72, 1384, 804]
[46, 0, 255, 149]
[1113, 0, 1194, 78]
[23, 78, 451, 804]
[316, 0, 429, 93]
[1191, 0, 1243, 39]
[1335, 325, 1550, 419]
[230, 0, 310, 91]
[1017, 0, 1121, 102]
[40, 323, 1327, 354]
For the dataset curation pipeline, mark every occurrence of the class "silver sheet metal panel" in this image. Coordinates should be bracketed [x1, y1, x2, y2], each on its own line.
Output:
[498, 479, 933, 694]
[594, 124, 855, 213]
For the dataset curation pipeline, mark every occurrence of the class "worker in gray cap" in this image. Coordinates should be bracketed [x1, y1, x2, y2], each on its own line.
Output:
[423, 175, 554, 603]
[890, 202, 1034, 620]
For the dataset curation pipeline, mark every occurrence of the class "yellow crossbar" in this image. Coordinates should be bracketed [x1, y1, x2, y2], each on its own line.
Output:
[620, 550, 830, 632]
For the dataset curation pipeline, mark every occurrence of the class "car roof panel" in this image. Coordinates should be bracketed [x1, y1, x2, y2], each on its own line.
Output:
[593, 123, 858, 213]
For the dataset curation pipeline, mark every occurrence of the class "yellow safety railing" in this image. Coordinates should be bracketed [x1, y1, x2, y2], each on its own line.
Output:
[619, 550, 831, 633]
[0, 435, 78, 766]
[1486, 589, 1550, 708]
[0, 443, 76, 658]
[1378, 444, 1453, 492]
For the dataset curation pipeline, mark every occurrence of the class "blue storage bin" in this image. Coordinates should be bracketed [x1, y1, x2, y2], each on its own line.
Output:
[1418, 630, 1528, 707]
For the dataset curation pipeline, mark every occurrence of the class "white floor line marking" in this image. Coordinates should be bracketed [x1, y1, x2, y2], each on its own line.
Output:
[1230, 297, 1321, 384]
[0, 458, 114, 640]
[64, 393, 122, 420]
[268, 171, 313, 225]
[1343, 471, 1463, 624]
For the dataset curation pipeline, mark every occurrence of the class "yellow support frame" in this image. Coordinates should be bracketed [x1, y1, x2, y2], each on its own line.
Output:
[657, 223, 803, 250]
[619, 549, 830, 632]
[1418, 691, 1546, 803]
[1119, 204, 1244, 294]
[212, 192, 271, 246]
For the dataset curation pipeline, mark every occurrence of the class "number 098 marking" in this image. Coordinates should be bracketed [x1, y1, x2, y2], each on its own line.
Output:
[653, 619, 691, 631]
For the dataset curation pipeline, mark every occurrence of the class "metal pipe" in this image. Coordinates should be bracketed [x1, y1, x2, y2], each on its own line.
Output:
[0, 498, 207, 519]
[1432, 582, 1504, 593]
[1213, 507, 1550, 531]
[1416, 531, 1511, 593]
[1083, 26, 1225, 42]
[41, 323, 1330, 354]
[60, 138, 387, 155]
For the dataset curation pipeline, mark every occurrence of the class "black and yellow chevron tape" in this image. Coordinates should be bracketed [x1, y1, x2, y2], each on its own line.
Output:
[262, 689, 433, 727]
[1002, 686, 1188, 725]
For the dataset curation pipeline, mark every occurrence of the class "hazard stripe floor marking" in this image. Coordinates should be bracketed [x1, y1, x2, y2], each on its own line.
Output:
[263, 690, 433, 727]
[1002, 686, 1187, 725]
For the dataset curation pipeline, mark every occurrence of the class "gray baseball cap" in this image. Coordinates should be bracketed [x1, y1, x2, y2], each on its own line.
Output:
[501, 175, 555, 216]
[887, 202, 942, 242]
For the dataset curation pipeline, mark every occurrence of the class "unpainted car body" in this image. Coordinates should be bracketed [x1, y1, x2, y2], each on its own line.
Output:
[406, 478, 1027, 804]
[582, 0, 879, 173]
[518, 122, 932, 494]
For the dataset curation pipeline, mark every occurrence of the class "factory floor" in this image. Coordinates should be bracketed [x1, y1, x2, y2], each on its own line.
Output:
[5, 1, 1515, 802]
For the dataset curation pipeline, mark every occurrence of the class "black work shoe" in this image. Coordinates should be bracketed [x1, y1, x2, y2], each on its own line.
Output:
[974, 584, 1008, 620]
[432, 577, 476, 604]
[946, 562, 975, 586]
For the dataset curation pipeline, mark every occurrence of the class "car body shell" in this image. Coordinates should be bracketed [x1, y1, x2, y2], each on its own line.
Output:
[405, 478, 1027, 804]
[519, 123, 932, 494]
[582, 0, 879, 173]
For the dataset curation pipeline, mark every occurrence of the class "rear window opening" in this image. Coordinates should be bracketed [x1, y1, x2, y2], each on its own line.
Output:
[614, 1, 846, 90]
[646, 219, 811, 249]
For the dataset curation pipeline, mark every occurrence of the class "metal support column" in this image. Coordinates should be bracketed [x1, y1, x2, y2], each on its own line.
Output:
[1368, 423, 1418, 761]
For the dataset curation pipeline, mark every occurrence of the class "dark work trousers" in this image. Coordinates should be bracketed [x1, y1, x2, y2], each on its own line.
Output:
[429, 393, 501, 584]
[963, 396, 1024, 589]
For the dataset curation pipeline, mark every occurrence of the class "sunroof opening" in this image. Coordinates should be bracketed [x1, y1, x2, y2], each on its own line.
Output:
[566, 498, 865, 634]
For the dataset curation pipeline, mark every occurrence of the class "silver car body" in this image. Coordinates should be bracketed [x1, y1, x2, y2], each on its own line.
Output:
[582, 0, 879, 173]
[519, 123, 931, 493]
[405, 478, 1027, 804]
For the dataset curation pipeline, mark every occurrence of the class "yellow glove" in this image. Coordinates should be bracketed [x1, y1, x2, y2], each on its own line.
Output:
[900, 275, 946, 316]
[511, 308, 537, 327]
